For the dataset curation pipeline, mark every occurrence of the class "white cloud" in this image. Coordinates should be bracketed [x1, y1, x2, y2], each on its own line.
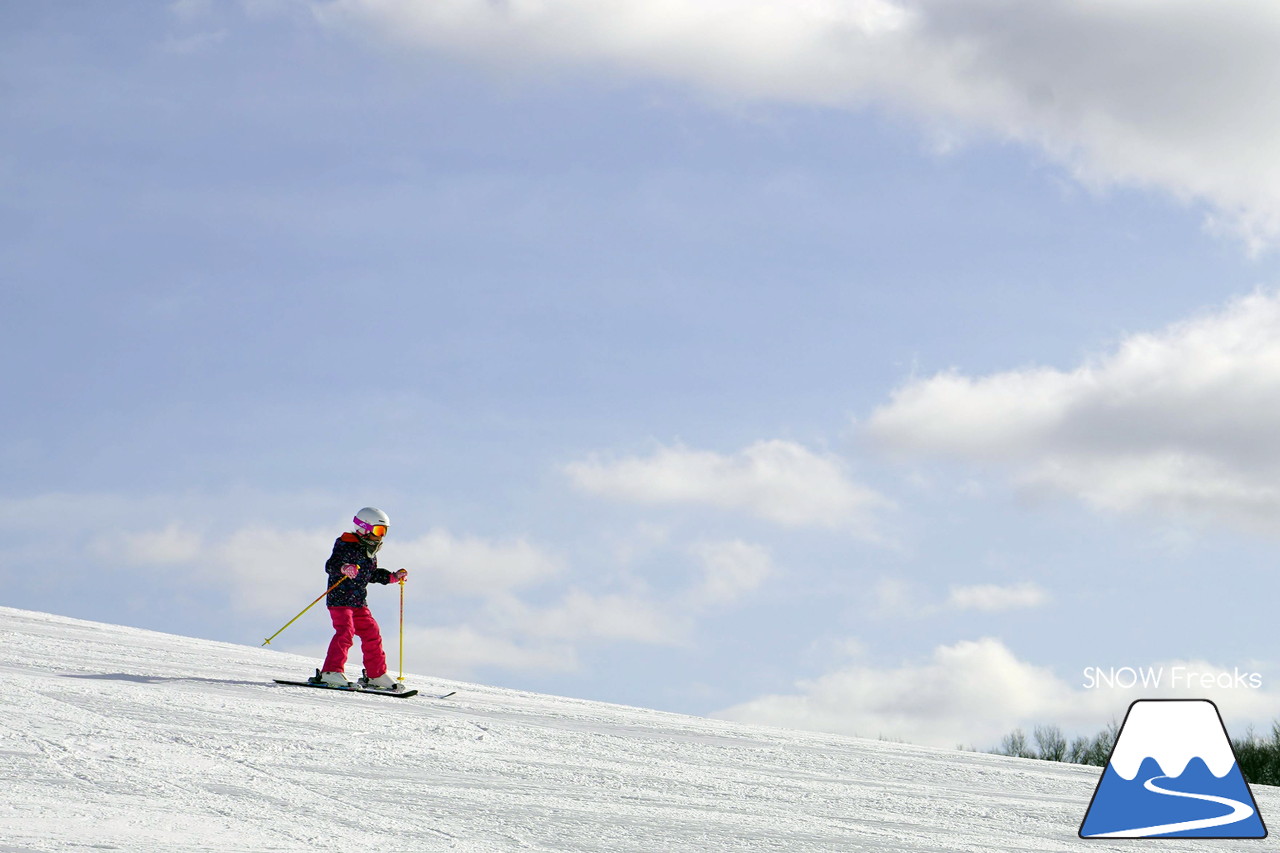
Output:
[870, 577, 1047, 618]
[566, 440, 889, 533]
[319, 0, 913, 103]
[206, 524, 664, 646]
[391, 528, 565, 596]
[867, 290, 1280, 531]
[947, 582, 1048, 612]
[717, 638, 1067, 748]
[320, 0, 1280, 250]
[870, 576, 919, 618]
[218, 526, 334, 616]
[203, 522, 685, 666]
[95, 523, 205, 566]
[0, 491, 682, 677]
[715, 638, 1280, 748]
[493, 588, 685, 646]
[401, 624, 578, 678]
[8, 488, 805, 678]
[689, 540, 774, 607]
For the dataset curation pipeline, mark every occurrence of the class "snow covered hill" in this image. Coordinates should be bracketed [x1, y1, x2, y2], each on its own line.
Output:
[1, 607, 1272, 852]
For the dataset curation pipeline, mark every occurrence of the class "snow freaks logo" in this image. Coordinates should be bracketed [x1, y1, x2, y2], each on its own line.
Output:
[1082, 666, 1262, 690]
[1078, 699, 1266, 839]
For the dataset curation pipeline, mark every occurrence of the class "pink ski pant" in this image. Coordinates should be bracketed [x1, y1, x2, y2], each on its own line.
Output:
[322, 606, 387, 678]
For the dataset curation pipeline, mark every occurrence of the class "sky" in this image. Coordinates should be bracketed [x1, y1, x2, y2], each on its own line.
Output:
[7, 0, 1280, 750]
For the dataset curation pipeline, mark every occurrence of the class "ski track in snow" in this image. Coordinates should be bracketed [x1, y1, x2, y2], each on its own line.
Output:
[1, 606, 1275, 852]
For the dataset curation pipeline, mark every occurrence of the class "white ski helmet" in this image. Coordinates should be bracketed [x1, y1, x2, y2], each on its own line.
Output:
[351, 506, 390, 540]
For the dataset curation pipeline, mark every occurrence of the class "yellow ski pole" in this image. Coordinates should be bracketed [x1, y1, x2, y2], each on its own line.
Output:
[262, 576, 347, 646]
[398, 577, 406, 683]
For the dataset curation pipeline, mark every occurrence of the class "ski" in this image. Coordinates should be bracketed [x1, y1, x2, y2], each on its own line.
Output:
[273, 679, 420, 699]
[273, 679, 457, 700]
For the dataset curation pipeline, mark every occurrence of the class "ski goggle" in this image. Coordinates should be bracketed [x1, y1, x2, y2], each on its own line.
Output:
[353, 517, 388, 538]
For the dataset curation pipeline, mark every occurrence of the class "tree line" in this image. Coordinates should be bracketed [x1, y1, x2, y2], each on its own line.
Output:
[991, 721, 1280, 786]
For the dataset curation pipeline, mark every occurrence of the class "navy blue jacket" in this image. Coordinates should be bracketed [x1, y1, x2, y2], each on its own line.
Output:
[325, 533, 394, 607]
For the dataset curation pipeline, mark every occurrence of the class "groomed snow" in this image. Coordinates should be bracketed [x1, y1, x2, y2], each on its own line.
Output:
[1, 606, 1273, 852]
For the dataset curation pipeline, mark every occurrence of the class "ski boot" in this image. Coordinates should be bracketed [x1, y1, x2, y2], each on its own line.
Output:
[310, 669, 354, 689]
[359, 670, 403, 692]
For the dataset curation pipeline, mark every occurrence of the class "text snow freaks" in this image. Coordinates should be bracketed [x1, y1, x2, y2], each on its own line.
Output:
[1082, 667, 1262, 690]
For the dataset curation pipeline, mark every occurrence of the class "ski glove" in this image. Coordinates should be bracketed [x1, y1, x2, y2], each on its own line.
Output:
[340, 564, 360, 579]
[393, 569, 408, 582]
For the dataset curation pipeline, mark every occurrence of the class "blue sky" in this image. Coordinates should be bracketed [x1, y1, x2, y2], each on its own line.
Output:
[7, 0, 1280, 748]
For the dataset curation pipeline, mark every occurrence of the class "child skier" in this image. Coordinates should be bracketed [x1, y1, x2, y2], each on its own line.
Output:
[315, 506, 408, 690]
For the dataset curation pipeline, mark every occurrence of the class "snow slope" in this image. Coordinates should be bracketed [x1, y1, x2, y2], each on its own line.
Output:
[1, 607, 1273, 852]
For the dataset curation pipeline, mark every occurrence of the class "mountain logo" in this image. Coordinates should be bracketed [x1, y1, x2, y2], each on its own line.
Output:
[1079, 699, 1266, 838]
